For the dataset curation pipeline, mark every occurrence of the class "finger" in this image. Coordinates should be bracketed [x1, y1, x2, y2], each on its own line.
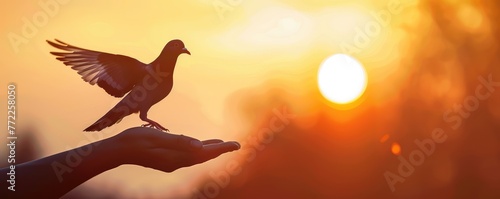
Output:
[147, 142, 241, 171]
[202, 139, 224, 145]
[173, 134, 203, 151]
[196, 141, 240, 163]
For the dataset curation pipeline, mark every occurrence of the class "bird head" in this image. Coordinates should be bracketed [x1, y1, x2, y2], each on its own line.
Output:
[165, 39, 191, 56]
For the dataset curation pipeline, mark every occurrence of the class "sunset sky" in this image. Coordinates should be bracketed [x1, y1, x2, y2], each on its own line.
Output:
[1, 0, 499, 198]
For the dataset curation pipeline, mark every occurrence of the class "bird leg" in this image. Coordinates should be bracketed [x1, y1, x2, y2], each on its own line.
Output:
[140, 111, 169, 132]
[141, 119, 169, 132]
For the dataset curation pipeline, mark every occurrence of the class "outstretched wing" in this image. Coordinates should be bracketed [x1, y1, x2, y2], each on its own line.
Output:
[47, 39, 148, 97]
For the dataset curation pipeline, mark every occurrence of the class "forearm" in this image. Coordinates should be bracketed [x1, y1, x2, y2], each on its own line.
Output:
[1, 137, 120, 198]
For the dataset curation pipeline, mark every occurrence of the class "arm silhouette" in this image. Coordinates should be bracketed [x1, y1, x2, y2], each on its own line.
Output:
[1, 127, 240, 198]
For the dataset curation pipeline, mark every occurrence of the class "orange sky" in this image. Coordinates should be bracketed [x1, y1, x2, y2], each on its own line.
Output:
[1, 0, 499, 198]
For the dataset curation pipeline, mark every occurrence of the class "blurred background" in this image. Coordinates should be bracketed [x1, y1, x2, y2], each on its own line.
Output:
[1, 0, 499, 198]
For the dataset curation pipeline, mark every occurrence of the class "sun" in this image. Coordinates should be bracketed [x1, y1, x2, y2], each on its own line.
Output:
[317, 54, 367, 104]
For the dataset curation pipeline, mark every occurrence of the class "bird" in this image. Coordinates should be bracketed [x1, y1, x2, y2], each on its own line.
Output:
[47, 39, 191, 132]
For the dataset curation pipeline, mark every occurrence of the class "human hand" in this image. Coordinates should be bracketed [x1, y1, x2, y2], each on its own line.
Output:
[106, 127, 240, 172]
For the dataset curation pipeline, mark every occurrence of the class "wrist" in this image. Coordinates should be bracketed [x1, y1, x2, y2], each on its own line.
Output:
[94, 136, 125, 170]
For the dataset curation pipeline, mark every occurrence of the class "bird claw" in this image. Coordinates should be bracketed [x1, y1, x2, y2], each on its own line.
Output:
[141, 122, 169, 132]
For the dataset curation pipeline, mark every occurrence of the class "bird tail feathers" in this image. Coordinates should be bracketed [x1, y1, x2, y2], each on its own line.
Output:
[83, 102, 136, 132]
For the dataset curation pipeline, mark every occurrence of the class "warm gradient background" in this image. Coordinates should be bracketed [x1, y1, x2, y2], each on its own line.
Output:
[1, 0, 500, 198]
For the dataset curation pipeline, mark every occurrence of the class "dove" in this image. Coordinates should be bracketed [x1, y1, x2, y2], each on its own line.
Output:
[47, 39, 190, 132]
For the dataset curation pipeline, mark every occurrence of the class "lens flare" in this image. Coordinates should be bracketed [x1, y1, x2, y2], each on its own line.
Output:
[391, 142, 401, 156]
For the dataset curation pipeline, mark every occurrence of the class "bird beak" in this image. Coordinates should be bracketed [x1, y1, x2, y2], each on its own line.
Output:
[182, 47, 191, 55]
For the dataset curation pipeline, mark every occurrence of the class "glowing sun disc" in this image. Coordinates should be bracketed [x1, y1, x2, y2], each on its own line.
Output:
[318, 54, 367, 104]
